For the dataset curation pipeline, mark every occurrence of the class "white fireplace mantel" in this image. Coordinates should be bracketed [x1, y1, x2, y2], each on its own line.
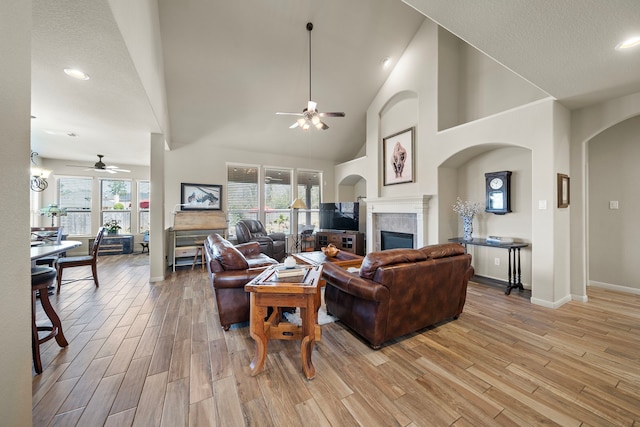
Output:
[366, 195, 432, 252]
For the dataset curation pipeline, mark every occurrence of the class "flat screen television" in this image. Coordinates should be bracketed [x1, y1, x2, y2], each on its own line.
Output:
[319, 202, 359, 232]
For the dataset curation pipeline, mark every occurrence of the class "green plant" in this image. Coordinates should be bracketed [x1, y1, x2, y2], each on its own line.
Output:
[113, 202, 125, 210]
[103, 219, 122, 233]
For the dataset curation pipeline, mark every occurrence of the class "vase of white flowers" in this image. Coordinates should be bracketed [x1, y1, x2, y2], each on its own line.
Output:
[452, 197, 483, 241]
[103, 219, 122, 236]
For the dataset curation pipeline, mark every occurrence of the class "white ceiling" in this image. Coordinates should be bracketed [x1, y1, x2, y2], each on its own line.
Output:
[29, 1, 640, 168]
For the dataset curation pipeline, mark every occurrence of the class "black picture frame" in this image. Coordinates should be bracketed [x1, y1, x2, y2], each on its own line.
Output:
[180, 183, 222, 210]
[557, 173, 570, 208]
[383, 127, 415, 186]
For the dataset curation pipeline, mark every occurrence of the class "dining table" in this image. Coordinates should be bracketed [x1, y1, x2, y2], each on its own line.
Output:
[30, 240, 82, 266]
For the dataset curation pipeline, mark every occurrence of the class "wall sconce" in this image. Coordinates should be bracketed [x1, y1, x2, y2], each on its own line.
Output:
[30, 151, 52, 192]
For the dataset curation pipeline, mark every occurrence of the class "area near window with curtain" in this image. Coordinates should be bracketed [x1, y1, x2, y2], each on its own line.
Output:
[138, 180, 150, 233]
[227, 165, 259, 238]
[58, 176, 92, 235]
[101, 179, 132, 233]
[226, 165, 322, 239]
[264, 167, 292, 234]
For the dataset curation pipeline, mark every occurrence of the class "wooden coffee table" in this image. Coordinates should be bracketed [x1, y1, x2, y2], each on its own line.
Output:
[292, 250, 364, 269]
[244, 264, 323, 380]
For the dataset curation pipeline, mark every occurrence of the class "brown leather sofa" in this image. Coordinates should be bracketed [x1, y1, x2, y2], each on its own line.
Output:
[322, 243, 474, 349]
[204, 233, 278, 330]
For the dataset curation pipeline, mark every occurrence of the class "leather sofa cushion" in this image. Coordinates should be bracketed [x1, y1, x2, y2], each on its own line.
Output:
[209, 234, 249, 270]
[359, 243, 466, 280]
[359, 249, 428, 280]
[419, 243, 465, 259]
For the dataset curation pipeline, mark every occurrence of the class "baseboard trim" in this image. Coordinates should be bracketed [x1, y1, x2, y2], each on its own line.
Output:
[589, 280, 640, 295]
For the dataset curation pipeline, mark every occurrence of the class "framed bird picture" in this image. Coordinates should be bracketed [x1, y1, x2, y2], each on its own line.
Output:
[180, 183, 222, 210]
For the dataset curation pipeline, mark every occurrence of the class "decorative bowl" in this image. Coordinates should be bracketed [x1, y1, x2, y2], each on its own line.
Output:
[321, 243, 340, 257]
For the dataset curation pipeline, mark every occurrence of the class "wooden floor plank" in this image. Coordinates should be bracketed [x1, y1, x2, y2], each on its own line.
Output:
[31, 254, 640, 426]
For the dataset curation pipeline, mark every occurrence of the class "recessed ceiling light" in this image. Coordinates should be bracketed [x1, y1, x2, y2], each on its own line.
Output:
[63, 68, 90, 80]
[382, 57, 392, 68]
[615, 36, 640, 50]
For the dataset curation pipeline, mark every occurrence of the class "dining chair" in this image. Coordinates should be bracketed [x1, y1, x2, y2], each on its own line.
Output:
[56, 227, 105, 294]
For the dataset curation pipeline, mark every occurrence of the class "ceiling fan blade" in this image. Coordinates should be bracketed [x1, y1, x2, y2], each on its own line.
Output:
[319, 112, 345, 117]
[276, 112, 304, 116]
[319, 122, 329, 130]
[289, 122, 300, 129]
[116, 168, 131, 173]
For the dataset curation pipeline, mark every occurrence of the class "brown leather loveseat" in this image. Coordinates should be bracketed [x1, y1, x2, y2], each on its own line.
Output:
[204, 233, 278, 330]
[322, 243, 474, 349]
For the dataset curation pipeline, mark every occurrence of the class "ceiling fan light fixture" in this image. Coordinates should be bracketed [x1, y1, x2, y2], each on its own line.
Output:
[276, 22, 345, 131]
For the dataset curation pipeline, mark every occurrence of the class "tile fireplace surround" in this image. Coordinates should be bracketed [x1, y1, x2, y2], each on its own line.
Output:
[366, 195, 431, 252]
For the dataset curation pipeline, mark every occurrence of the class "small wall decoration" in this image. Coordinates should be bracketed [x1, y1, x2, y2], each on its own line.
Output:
[557, 173, 570, 208]
[383, 127, 415, 186]
[180, 183, 222, 210]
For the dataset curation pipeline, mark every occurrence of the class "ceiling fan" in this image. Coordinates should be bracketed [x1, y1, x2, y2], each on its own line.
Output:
[276, 22, 345, 131]
[67, 154, 130, 174]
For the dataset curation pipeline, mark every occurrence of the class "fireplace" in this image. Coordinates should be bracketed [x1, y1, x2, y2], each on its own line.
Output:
[381, 231, 414, 250]
[366, 195, 431, 252]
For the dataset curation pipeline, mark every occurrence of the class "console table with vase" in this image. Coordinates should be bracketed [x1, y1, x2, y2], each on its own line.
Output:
[448, 237, 528, 295]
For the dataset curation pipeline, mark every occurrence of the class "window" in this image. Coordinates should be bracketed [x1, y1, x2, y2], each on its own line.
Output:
[296, 170, 322, 233]
[227, 165, 258, 237]
[264, 167, 292, 234]
[138, 180, 150, 233]
[58, 177, 92, 235]
[101, 179, 132, 233]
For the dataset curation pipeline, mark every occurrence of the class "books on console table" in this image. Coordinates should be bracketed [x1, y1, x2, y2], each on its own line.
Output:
[486, 236, 514, 245]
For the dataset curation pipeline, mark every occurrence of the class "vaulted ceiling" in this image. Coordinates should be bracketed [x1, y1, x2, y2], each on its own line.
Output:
[29, 1, 640, 168]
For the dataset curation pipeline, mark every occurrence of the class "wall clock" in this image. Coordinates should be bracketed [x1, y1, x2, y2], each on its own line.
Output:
[485, 171, 512, 214]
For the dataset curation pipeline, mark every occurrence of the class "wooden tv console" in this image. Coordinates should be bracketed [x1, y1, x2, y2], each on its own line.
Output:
[315, 231, 365, 256]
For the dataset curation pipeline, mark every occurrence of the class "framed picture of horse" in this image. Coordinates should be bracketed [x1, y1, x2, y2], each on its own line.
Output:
[180, 183, 222, 210]
[383, 127, 415, 186]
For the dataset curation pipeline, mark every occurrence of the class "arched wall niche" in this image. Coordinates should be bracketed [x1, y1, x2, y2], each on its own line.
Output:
[379, 90, 419, 199]
[438, 142, 533, 289]
[379, 90, 418, 116]
[336, 173, 367, 233]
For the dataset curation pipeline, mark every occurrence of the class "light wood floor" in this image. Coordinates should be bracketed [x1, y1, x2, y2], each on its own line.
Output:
[32, 254, 640, 426]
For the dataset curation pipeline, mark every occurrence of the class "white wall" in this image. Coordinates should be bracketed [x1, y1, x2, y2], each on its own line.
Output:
[339, 18, 573, 307]
[570, 91, 640, 298]
[0, 0, 33, 423]
[588, 115, 640, 291]
[164, 140, 337, 230]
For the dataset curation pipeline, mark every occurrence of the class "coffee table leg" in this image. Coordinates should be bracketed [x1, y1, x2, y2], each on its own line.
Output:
[249, 294, 268, 376]
[300, 301, 316, 379]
